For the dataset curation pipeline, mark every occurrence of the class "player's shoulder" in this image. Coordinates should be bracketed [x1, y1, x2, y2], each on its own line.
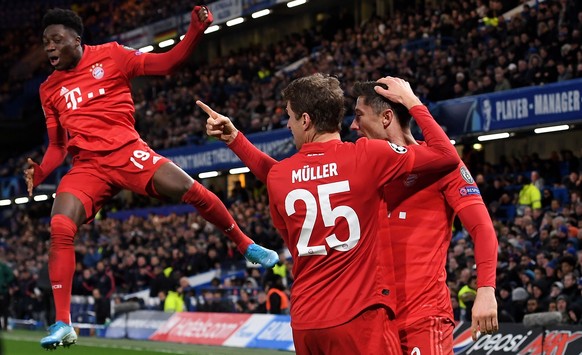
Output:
[355, 137, 408, 155]
[40, 76, 53, 90]
[84, 42, 118, 55]
[268, 155, 297, 176]
[84, 42, 131, 57]
[93, 42, 116, 50]
[103, 41, 142, 55]
[40, 71, 59, 94]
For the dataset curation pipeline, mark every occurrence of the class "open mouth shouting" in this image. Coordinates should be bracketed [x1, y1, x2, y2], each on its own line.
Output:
[49, 55, 60, 67]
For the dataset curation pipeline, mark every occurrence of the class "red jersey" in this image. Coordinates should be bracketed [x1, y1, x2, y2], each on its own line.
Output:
[383, 151, 484, 328]
[39, 42, 146, 154]
[268, 138, 430, 330]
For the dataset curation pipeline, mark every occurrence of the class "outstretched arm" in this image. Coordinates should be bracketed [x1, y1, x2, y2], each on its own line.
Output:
[142, 6, 213, 75]
[198, 100, 277, 183]
[458, 204, 499, 340]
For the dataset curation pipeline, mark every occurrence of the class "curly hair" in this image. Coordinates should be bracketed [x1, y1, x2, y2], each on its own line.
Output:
[42, 8, 83, 37]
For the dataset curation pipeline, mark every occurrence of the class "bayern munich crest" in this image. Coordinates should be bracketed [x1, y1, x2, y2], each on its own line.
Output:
[90, 63, 104, 79]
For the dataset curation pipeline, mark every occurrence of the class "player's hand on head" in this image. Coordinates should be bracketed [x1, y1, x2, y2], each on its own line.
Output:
[193, 6, 213, 27]
[375, 76, 421, 109]
[197, 100, 238, 144]
[24, 157, 37, 197]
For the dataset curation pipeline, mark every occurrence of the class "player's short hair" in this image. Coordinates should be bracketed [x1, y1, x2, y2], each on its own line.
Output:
[42, 8, 84, 37]
[281, 73, 345, 133]
[352, 81, 411, 128]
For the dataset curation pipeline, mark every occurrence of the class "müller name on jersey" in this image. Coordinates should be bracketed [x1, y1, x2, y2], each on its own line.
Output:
[292, 163, 338, 183]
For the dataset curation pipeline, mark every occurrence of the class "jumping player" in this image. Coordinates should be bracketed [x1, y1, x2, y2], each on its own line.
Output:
[25, 7, 277, 350]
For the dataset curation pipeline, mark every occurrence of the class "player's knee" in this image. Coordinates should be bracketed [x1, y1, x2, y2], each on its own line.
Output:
[181, 181, 208, 206]
[178, 181, 195, 198]
[50, 214, 78, 244]
[52, 192, 87, 224]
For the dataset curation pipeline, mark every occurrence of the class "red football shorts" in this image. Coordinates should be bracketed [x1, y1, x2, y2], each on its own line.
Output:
[292, 306, 400, 355]
[57, 139, 170, 221]
[399, 316, 454, 355]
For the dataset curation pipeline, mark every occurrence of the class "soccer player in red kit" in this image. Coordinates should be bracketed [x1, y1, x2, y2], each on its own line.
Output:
[351, 81, 498, 354]
[199, 74, 461, 354]
[23, 8, 278, 350]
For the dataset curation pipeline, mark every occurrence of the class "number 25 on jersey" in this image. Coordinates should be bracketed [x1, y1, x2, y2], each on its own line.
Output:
[285, 181, 361, 256]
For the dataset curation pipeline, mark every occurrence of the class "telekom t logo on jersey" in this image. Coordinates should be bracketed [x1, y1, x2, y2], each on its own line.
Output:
[60, 86, 106, 110]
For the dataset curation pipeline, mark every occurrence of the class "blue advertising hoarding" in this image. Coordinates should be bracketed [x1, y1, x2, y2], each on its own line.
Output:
[162, 128, 295, 174]
[432, 78, 582, 139]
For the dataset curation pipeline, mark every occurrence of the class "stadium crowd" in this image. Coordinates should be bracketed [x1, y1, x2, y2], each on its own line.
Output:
[0, 0, 582, 328]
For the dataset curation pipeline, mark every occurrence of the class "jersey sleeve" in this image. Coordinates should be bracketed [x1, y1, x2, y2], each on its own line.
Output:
[229, 132, 277, 183]
[440, 162, 485, 214]
[267, 171, 287, 230]
[141, 6, 210, 76]
[109, 42, 147, 79]
[35, 86, 68, 186]
[458, 204, 498, 288]
[441, 163, 497, 288]
[40, 85, 59, 129]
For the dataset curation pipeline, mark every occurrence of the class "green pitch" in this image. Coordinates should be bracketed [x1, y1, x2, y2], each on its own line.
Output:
[2, 330, 292, 355]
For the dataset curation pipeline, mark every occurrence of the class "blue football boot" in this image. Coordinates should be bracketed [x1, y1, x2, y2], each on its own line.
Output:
[244, 244, 279, 268]
[40, 321, 78, 350]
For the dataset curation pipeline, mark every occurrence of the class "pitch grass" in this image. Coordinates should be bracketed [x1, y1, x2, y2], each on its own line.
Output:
[2, 330, 293, 355]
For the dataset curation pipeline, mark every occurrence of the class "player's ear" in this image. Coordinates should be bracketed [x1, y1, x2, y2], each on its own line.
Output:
[382, 108, 393, 129]
[302, 113, 311, 130]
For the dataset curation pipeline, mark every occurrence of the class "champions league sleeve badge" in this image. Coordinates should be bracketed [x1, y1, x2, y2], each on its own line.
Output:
[388, 141, 408, 154]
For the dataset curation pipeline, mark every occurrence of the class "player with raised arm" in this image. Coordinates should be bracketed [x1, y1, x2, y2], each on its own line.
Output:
[198, 74, 460, 354]
[23, 7, 277, 350]
[205, 78, 499, 352]
[352, 81, 498, 353]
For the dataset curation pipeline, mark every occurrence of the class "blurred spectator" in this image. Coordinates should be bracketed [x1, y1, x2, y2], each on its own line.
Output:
[511, 287, 529, 322]
[265, 275, 289, 315]
[531, 171, 545, 191]
[163, 283, 185, 313]
[567, 303, 582, 325]
[0, 251, 14, 330]
[235, 289, 252, 313]
[92, 288, 111, 325]
[255, 291, 268, 314]
[557, 294, 571, 323]
[518, 176, 542, 215]
[197, 289, 231, 313]
[458, 275, 477, 321]
[525, 297, 541, 315]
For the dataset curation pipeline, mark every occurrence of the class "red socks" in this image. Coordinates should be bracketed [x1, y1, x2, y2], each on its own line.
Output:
[49, 214, 77, 324]
[182, 182, 253, 254]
